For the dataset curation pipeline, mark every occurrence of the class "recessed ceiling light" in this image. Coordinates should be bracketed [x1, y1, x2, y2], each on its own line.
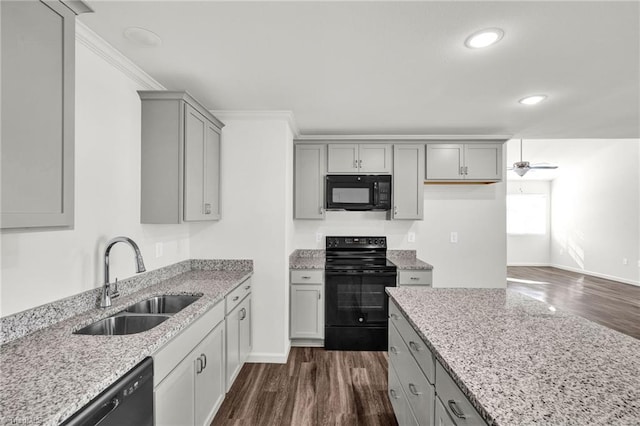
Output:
[124, 27, 162, 47]
[519, 95, 548, 105]
[464, 28, 504, 49]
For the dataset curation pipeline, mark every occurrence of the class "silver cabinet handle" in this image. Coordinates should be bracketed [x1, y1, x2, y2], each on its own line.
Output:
[389, 346, 398, 354]
[448, 400, 466, 419]
[319, 207, 324, 214]
[408, 383, 422, 395]
[301, 276, 311, 279]
[409, 341, 421, 352]
[232, 296, 239, 302]
[389, 389, 399, 400]
[244, 285, 251, 290]
[353, 160, 358, 168]
[359, 159, 362, 167]
[204, 203, 212, 214]
[201, 353, 207, 370]
[459, 166, 464, 175]
[318, 292, 321, 300]
[196, 356, 203, 374]
[389, 313, 399, 320]
[240, 307, 246, 320]
[410, 277, 420, 280]
[465, 166, 469, 175]
[394, 206, 398, 215]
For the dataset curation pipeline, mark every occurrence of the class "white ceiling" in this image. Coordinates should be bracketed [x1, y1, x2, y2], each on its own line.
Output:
[80, 1, 639, 138]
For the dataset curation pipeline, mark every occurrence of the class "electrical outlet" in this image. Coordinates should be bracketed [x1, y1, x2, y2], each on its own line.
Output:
[155, 242, 163, 258]
[622, 258, 628, 265]
[637, 260, 640, 268]
[408, 232, 416, 243]
[450, 232, 458, 243]
[316, 232, 323, 243]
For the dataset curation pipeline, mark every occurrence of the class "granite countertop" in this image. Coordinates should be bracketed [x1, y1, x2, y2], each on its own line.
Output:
[387, 287, 640, 426]
[289, 249, 433, 270]
[0, 265, 253, 426]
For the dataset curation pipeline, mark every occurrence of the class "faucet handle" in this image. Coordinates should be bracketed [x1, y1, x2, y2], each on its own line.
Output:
[112, 278, 120, 299]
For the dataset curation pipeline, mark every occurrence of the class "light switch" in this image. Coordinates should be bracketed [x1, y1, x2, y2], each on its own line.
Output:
[155, 242, 163, 258]
[450, 232, 458, 243]
[408, 232, 416, 243]
[316, 232, 323, 243]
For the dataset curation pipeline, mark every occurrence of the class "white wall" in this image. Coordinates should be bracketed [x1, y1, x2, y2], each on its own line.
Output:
[507, 180, 551, 266]
[189, 117, 294, 363]
[294, 182, 507, 288]
[0, 39, 191, 317]
[550, 139, 640, 285]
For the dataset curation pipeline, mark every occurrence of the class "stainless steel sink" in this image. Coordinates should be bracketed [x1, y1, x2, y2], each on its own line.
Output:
[74, 314, 170, 336]
[124, 294, 202, 314]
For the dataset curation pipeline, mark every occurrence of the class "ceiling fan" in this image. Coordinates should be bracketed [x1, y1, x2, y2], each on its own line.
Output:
[509, 139, 558, 177]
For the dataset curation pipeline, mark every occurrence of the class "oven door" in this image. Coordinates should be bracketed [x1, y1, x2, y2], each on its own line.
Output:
[325, 270, 396, 326]
[325, 176, 376, 210]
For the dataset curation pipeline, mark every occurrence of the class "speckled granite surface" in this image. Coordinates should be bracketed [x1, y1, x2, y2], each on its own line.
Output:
[0, 260, 252, 426]
[387, 250, 433, 270]
[387, 288, 640, 426]
[0, 259, 248, 345]
[289, 249, 325, 269]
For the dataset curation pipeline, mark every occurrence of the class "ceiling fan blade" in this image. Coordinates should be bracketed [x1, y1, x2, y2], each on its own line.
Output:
[530, 164, 559, 170]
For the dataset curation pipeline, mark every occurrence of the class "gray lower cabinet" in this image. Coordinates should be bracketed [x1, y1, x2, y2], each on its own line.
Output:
[327, 143, 392, 174]
[397, 270, 432, 286]
[139, 91, 223, 223]
[225, 281, 252, 391]
[434, 397, 457, 426]
[392, 144, 425, 220]
[294, 144, 326, 219]
[425, 143, 502, 182]
[154, 301, 226, 426]
[290, 269, 324, 342]
[1, 0, 91, 229]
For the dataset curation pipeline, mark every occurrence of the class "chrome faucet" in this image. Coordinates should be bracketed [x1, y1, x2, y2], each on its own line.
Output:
[100, 236, 146, 308]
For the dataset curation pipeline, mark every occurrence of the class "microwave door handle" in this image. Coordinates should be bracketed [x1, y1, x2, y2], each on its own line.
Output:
[373, 182, 378, 205]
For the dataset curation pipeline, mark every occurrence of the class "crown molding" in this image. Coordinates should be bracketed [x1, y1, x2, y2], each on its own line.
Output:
[75, 21, 165, 90]
[210, 110, 300, 137]
[295, 134, 512, 142]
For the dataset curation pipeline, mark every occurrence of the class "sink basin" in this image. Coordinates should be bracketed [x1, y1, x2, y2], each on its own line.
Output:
[74, 314, 169, 336]
[124, 294, 202, 314]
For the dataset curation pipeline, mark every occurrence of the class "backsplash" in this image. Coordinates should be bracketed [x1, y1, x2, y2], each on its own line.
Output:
[0, 259, 252, 345]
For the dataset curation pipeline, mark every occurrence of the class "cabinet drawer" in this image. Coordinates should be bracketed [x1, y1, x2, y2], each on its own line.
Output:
[389, 300, 435, 384]
[388, 362, 419, 426]
[435, 361, 487, 426]
[226, 278, 252, 314]
[398, 270, 432, 286]
[290, 269, 323, 284]
[154, 300, 225, 386]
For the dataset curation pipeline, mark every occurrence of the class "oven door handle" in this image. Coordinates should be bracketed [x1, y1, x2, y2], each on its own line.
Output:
[325, 270, 397, 277]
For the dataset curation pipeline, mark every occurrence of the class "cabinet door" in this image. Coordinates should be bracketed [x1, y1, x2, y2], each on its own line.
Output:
[435, 397, 457, 426]
[203, 122, 221, 219]
[290, 284, 324, 339]
[464, 143, 502, 181]
[425, 144, 464, 180]
[195, 322, 225, 426]
[239, 296, 252, 364]
[392, 145, 424, 220]
[1, 1, 76, 229]
[388, 364, 419, 426]
[359, 144, 392, 173]
[225, 302, 242, 391]
[155, 355, 196, 426]
[294, 144, 326, 219]
[184, 104, 208, 221]
[327, 144, 359, 173]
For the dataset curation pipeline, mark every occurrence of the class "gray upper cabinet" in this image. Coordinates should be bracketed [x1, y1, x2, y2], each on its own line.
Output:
[327, 143, 392, 174]
[139, 91, 223, 224]
[425, 142, 503, 182]
[294, 144, 326, 219]
[1, 1, 91, 229]
[392, 144, 424, 220]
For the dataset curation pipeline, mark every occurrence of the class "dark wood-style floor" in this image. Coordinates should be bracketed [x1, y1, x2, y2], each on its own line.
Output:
[211, 348, 397, 426]
[507, 266, 640, 340]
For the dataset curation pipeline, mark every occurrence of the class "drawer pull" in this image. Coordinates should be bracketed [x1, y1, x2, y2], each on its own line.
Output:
[389, 346, 398, 355]
[408, 383, 422, 395]
[301, 276, 311, 279]
[389, 313, 399, 320]
[409, 341, 421, 352]
[201, 353, 207, 370]
[240, 308, 247, 320]
[232, 296, 239, 302]
[448, 400, 466, 419]
[389, 389, 399, 400]
[244, 285, 251, 290]
[410, 277, 420, 280]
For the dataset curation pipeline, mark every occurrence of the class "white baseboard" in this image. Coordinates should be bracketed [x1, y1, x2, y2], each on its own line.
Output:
[291, 338, 324, 347]
[246, 342, 291, 364]
[549, 264, 640, 287]
[507, 262, 551, 267]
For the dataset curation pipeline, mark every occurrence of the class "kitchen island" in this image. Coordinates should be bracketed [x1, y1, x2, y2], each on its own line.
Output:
[387, 287, 640, 425]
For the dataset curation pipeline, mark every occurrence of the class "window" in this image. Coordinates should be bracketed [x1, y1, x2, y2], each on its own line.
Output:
[507, 194, 547, 235]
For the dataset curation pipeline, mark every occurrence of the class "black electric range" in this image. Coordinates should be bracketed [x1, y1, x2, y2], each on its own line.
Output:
[324, 236, 397, 351]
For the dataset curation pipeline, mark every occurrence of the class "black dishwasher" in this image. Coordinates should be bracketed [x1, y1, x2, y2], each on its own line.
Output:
[62, 357, 153, 426]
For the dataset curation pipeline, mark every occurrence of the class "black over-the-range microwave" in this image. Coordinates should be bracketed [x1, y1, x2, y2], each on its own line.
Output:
[325, 175, 391, 211]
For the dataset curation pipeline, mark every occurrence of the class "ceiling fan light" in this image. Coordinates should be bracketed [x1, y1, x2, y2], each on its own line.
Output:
[512, 161, 530, 177]
[513, 168, 529, 177]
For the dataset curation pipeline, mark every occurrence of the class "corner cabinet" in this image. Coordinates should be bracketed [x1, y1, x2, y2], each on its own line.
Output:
[1, 0, 92, 229]
[290, 269, 324, 344]
[392, 144, 425, 220]
[327, 143, 392, 174]
[294, 144, 326, 219]
[425, 143, 503, 183]
[138, 91, 223, 223]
